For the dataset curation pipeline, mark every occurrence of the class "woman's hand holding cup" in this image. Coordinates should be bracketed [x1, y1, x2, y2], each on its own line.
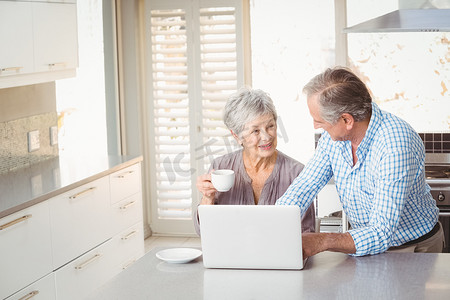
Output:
[196, 172, 217, 205]
[196, 169, 235, 205]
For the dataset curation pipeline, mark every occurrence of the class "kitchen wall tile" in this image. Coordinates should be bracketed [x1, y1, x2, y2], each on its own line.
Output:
[0, 113, 58, 174]
[419, 132, 450, 153]
[434, 142, 442, 151]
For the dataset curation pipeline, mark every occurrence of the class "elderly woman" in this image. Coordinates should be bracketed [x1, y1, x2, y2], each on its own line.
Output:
[193, 87, 315, 235]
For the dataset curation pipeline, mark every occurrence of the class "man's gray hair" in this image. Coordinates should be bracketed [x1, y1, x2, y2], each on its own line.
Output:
[303, 67, 372, 124]
[223, 87, 277, 136]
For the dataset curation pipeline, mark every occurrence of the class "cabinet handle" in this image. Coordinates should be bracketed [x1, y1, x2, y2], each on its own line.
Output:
[18, 290, 39, 300]
[0, 66, 23, 72]
[122, 230, 138, 240]
[75, 254, 102, 270]
[120, 201, 136, 210]
[69, 187, 96, 200]
[48, 62, 67, 68]
[117, 170, 134, 178]
[0, 214, 32, 231]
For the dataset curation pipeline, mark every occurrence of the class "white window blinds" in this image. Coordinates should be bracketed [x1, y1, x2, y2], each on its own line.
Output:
[145, 0, 245, 234]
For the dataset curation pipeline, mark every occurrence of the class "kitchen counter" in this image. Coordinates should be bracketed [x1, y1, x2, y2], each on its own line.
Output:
[87, 248, 450, 300]
[0, 154, 143, 218]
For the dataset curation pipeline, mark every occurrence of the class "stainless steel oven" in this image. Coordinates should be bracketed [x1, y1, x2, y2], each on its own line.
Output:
[425, 154, 450, 253]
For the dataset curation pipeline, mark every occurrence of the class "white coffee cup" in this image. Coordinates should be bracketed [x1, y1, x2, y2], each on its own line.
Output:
[211, 169, 235, 192]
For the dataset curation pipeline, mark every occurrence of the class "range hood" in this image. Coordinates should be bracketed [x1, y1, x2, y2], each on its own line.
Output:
[344, 9, 450, 33]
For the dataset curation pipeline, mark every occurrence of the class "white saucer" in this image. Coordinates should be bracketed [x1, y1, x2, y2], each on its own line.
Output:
[156, 248, 202, 264]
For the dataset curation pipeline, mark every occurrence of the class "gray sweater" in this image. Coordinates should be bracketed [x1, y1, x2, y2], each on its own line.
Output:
[193, 150, 315, 235]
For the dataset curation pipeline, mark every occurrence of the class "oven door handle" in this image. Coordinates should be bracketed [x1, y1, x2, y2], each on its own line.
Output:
[439, 212, 450, 217]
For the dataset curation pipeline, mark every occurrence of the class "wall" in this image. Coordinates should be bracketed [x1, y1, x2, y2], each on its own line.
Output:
[0, 83, 58, 174]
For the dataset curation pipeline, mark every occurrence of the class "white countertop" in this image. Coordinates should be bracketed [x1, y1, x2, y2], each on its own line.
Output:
[0, 154, 143, 218]
[87, 247, 450, 300]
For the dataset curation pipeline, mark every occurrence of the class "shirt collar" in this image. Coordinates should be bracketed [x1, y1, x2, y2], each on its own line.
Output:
[356, 102, 382, 161]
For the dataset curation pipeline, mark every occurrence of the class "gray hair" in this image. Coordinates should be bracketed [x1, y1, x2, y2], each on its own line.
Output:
[223, 87, 277, 136]
[303, 67, 372, 124]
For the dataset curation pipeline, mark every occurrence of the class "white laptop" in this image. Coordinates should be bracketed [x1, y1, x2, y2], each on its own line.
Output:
[198, 205, 306, 270]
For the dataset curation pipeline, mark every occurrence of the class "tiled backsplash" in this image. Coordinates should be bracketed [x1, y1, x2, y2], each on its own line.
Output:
[314, 132, 450, 153]
[0, 112, 58, 174]
[419, 133, 450, 153]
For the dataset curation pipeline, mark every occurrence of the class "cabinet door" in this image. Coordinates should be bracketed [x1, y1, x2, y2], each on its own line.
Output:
[0, 202, 53, 300]
[110, 221, 145, 272]
[0, 1, 34, 77]
[5, 273, 56, 300]
[32, 2, 78, 72]
[54, 238, 118, 300]
[49, 176, 111, 269]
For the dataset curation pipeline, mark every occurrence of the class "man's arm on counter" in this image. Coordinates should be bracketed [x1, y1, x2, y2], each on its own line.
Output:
[302, 232, 356, 258]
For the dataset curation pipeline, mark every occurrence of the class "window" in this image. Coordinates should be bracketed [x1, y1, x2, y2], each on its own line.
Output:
[145, 0, 246, 234]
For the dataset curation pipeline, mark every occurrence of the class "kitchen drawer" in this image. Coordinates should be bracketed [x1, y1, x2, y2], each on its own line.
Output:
[0, 201, 53, 299]
[49, 176, 112, 269]
[110, 221, 145, 269]
[111, 192, 143, 234]
[5, 273, 56, 300]
[54, 238, 118, 300]
[110, 163, 142, 204]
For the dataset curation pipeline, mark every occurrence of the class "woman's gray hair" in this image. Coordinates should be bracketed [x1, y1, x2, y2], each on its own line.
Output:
[223, 87, 277, 136]
[303, 67, 372, 124]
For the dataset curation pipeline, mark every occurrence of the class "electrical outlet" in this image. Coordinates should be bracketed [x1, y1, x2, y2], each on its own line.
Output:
[50, 126, 58, 146]
[28, 130, 40, 152]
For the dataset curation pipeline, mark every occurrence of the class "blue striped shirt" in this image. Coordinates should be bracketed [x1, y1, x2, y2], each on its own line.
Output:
[277, 102, 439, 256]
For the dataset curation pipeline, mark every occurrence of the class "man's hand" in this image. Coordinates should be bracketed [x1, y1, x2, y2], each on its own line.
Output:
[302, 232, 357, 258]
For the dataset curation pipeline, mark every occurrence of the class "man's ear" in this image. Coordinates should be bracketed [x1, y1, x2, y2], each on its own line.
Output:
[341, 113, 354, 129]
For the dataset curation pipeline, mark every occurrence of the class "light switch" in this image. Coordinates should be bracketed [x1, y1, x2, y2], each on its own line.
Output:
[28, 130, 40, 152]
[50, 126, 58, 146]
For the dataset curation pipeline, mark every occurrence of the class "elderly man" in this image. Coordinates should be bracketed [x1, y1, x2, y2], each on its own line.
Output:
[277, 67, 443, 257]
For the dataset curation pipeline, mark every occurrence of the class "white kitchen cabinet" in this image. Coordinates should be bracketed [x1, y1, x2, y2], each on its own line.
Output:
[0, 201, 53, 300]
[5, 273, 56, 300]
[0, 0, 78, 89]
[0, 2, 34, 77]
[54, 239, 118, 300]
[3, 160, 144, 299]
[109, 164, 145, 268]
[32, 2, 78, 72]
[49, 176, 111, 269]
[54, 162, 144, 300]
